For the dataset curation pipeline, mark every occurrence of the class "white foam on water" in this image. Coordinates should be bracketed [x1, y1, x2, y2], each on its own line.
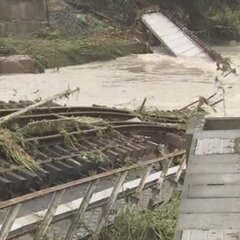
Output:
[0, 46, 239, 115]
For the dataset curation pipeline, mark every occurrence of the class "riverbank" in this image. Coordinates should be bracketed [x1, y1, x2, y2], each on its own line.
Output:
[1, 0, 239, 73]
[0, 31, 146, 70]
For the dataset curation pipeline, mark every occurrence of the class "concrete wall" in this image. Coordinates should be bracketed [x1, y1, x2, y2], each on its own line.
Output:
[0, 0, 48, 36]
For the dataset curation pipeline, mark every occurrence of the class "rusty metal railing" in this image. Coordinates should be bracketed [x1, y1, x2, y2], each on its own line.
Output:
[0, 150, 186, 240]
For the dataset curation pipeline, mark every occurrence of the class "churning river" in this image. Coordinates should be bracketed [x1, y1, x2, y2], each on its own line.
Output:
[0, 45, 239, 116]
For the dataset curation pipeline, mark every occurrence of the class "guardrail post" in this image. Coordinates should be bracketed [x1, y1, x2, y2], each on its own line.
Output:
[136, 164, 153, 193]
[127, 164, 153, 205]
[174, 156, 186, 183]
[157, 157, 173, 190]
[0, 204, 21, 240]
[94, 171, 128, 239]
[64, 180, 98, 240]
[149, 157, 173, 207]
[34, 190, 65, 240]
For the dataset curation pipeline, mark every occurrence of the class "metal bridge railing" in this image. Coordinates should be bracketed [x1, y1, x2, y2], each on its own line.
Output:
[0, 150, 186, 240]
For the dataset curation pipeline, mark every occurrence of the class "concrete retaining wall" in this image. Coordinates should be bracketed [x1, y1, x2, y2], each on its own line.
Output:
[0, 0, 48, 36]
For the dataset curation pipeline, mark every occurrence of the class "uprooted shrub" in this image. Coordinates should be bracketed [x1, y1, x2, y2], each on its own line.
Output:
[101, 192, 181, 240]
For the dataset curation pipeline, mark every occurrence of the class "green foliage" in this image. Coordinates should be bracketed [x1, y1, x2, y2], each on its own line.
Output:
[165, 0, 240, 38]
[0, 128, 39, 171]
[94, 0, 239, 41]
[0, 32, 144, 68]
[81, 151, 105, 163]
[0, 41, 17, 55]
[101, 192, 181, 240]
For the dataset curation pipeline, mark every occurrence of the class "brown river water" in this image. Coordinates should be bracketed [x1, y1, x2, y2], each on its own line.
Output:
[0, 45, 239, 116]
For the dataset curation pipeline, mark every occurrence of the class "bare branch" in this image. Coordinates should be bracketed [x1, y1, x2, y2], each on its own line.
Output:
[0, 87, 80, 126]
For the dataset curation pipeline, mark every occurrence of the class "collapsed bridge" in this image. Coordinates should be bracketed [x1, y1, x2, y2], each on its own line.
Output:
[0, 100, 184, 200]
[0, 99, 187, 240]
[142, 12, 222, 62]
[0, 89, 224, 239]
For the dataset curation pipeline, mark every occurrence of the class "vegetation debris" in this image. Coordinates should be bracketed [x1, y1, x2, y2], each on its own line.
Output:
[101, 192, 181, 240]
[0, 128, 39, 171]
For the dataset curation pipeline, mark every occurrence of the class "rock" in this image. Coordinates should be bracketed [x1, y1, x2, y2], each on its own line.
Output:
[0, 55, 43, 74]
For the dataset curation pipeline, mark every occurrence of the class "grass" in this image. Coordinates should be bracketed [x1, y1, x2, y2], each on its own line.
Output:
[0, 128, 39, 171]
[19, 117, 107, 136]
[101, 192, 181, 240]
[0, 31, 145, 69]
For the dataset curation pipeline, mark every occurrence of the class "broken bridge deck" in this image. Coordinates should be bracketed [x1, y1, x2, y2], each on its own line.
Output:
[142, 12, 211, 60]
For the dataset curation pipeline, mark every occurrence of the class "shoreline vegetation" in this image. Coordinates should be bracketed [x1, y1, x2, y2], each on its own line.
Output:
[0, 0, 239, 72]
[0, 31, 146, 70]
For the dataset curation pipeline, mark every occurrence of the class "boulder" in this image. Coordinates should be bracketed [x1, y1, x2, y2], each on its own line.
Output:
[0, 55, 41, 74]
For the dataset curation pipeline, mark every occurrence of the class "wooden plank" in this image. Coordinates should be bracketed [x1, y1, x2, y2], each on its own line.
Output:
[187, 164, 240, 174]
[174, 156, 186, 183]
[196, 138, 214, 155]
[0, 88, 80, 125]
[188, 154, 240, 164]
[188, 185, 240, 198]
[182, 229, 240, 240]
[177, 213, 240, 230]
[187, 173, 240, 185]
[157, 158, 173, 187]
[136, 165, 153, 193]
[94, 171, 128, 237]
[0, 204, 21, 240]
[180, 198, 240, 213]
[195, 138, 234, 155]
[34, 190, 65, 240]
[181, 229, 206, 240]
[193, 130, 240, 139]
[64, 181, 97, 240]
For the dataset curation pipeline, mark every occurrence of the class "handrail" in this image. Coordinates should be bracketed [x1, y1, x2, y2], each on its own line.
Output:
[0, 150, 185, 209]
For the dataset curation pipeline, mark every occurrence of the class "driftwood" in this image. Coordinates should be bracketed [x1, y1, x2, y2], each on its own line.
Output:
[211, 98, 224, 107]
[138, 97, 147, 113]
[178, 92, 218, 111]
[0, 87, 80, 125]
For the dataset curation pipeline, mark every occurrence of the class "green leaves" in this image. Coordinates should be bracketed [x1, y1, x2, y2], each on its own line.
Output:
[101, 192, 181, 240]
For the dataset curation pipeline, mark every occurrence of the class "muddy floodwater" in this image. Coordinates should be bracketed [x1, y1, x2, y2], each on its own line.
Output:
[0, 46, 239, 115]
